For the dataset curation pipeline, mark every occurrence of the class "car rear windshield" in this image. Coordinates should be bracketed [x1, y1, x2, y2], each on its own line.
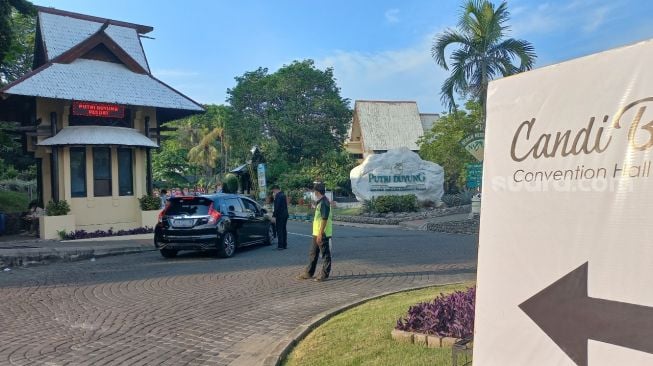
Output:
[165, 197, 213, 216]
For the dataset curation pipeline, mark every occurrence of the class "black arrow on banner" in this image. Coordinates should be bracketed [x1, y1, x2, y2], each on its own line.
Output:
[519, 262, 653, 366]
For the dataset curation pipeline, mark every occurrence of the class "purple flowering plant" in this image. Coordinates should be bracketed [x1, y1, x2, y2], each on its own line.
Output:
[396, 286, 475, 338]
[60, 227, 154, 240]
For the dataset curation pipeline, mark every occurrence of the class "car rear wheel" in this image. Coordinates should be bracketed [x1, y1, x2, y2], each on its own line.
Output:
[160, 248, 178, 258]
[264, 224, 274, 246]
[216, 231, 236, 258]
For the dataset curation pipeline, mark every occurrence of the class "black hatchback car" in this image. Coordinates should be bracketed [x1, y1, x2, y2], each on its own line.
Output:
[154, 194, 274, 258]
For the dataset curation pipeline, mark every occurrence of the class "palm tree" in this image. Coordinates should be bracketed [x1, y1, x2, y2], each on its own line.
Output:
[432, 0, 536, 115]
[188, 126, 224, 187]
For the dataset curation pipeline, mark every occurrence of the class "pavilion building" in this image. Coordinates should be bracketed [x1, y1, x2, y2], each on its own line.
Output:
[0, 7, 204, 237]
[345, 100, 439, 162]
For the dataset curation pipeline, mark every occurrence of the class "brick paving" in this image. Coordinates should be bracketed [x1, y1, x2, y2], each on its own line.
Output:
[0, 222, 477, 366]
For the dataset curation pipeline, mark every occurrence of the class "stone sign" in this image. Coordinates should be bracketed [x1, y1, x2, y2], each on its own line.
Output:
[350, 147, 444, 202]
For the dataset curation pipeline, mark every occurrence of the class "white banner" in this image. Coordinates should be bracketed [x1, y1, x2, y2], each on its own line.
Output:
[474, 39, 653, 365]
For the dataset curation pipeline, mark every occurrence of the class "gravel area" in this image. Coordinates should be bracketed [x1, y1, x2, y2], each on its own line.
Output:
[426, 215, 480, 235]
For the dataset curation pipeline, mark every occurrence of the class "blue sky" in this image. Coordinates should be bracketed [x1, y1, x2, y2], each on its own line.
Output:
[34, 0, 653, 113]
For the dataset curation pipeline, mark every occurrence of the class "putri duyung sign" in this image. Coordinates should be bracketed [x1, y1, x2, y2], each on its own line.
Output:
[350, 147, 444, 202]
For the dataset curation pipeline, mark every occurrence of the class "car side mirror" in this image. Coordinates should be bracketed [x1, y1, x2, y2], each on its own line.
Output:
[260, 208, 267, 215]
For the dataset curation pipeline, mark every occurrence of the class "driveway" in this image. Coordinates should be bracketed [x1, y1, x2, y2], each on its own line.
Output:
[0, 221, 477, 365]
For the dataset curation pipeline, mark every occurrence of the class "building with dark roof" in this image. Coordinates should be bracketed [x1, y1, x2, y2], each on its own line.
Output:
[0, 7, 204, 238]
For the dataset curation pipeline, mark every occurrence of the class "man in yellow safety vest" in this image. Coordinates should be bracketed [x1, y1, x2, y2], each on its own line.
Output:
[297, 182, 333, 282]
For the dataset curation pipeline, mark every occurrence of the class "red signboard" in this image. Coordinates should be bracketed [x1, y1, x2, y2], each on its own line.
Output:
[72, 101, 125, 118]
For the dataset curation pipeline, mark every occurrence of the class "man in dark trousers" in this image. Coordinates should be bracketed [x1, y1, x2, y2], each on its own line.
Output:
[271, 185, 289, 250]
[297, 182, 332, 282]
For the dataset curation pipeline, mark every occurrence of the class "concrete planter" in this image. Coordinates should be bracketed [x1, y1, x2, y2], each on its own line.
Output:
[391, 329, 460, 349]
[39, 215, 76, 240]
[140, 210, 160, 229]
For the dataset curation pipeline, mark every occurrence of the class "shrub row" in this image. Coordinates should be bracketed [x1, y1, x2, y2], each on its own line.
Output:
[363, 194, 418, 214]
[396, 287, 475, 339]
[46, 200, 70, 216]
[138, 195, 161, 211]
[60, 226, 154, 240]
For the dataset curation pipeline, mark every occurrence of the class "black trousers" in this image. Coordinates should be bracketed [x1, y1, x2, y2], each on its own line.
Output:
[305, 235, 331, 279]
[276, 216, 288, 248]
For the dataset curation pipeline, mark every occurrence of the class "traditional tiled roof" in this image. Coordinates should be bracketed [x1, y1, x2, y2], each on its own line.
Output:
[0, 8, 203, 114]
[3, 59, 203, 111]
[38, 126, 158, 147]
[354, 101, 425, 151]
[39, 11, 149, 71]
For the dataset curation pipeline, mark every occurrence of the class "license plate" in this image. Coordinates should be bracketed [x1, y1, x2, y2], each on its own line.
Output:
[173, 219, 194, 228]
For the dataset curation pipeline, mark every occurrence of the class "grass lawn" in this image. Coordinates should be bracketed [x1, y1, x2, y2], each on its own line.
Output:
[333, 206, 362, 216]
[0, 190, 29, 213]
[282, 283, 474, 366]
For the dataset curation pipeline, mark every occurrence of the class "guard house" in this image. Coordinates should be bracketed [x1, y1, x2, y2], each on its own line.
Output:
[0, 7, 204, 235]
[345, 100, 439, 162]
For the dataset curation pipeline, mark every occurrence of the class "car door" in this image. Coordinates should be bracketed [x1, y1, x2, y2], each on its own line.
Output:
[240, 198, 267, 243]
[222, 197, 249, 243]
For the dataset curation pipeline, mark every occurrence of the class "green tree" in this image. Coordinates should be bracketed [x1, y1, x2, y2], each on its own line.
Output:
[432, 0, 535, 114]
[225, 68, 269, 163]
[0, 0, 34, 83]
[154, 105, 231, 188]
[152, 139, 192, 188]
[0, 9, 34, 85]
[418, 101, 481, 192]
[303, 150, 356, 193]
[227, 60, 351, 164]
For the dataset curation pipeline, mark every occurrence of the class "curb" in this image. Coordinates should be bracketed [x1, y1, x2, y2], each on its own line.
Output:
[0, 246, 155, 268]
[288, 219, 413, 230]
[261, 282, 467, 366]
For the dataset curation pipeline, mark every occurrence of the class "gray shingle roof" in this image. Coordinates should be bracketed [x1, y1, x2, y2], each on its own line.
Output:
[38, 126, 158, 147]
[355, 101, 424, 151]
[39, 11, 149, 71]
[3, 59, 203, 111]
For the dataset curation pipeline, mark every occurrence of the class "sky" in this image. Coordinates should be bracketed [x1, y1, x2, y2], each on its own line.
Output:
[32, 0, 653, 113]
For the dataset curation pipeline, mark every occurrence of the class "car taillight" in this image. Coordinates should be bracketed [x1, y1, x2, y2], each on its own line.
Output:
[208, 204, 221, 224]
[158, 208, 167, 223]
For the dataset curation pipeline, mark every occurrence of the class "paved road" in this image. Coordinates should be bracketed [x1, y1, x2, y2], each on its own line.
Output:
[0, 222, 477, 366]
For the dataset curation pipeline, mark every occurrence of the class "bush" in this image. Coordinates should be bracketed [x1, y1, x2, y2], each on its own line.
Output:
[441, 191, 474, 207]
[0, 190, 29, 213]
[45, 200, 70, 216]
[278, 172, 313, 190]
[396, 287, 475, 339]
[362, 199, 374, 213]
[138, 195, 160, 210]
[223, 173, 239, 193]
[287, 190, 304, 205]
[365, 195, 418, 213]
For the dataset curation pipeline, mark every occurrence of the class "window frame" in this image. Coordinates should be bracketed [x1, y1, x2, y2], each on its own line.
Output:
[117, 148, 134, 196]
[70, 147, 87, 198]
[240, 198, 260, 214]
[93, 147, 112, 197]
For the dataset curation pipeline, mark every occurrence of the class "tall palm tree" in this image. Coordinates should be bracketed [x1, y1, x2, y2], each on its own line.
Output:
[188, 126, 224, 186]
[432, 0, 536, 115]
